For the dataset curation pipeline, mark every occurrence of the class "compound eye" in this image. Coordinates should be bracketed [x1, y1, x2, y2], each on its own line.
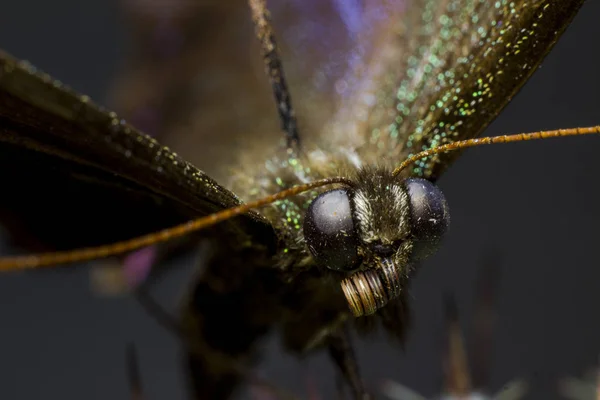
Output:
[405, 178, 450, 262]
[303, 189, 361, 271]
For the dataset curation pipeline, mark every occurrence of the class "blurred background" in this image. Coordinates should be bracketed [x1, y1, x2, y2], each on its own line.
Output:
[0, 1, 599, 399]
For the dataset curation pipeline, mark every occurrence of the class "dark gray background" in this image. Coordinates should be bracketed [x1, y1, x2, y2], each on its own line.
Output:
[0, 1, 599, 399]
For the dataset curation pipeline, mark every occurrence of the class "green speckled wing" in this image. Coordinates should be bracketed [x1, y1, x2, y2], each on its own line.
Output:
[106, 1, 585, 186]
[316, 0, 586, 181]
[0, 50, 275, 253]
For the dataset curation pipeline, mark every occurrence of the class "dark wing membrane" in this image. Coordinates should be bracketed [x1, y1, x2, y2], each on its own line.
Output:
[107, 1, 285, 183]
[106, 0, 386, 180]
[0, 50, 275, 253]
[315, 0, 586, 181]
[107, 1, 586, 186]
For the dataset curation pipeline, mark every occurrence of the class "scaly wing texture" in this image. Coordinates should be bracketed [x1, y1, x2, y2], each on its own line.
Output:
[109, 0, 364, 186]
[0, 50, 275, 253]
[319, 0, 586, 181]
[109, 1, 585, 186]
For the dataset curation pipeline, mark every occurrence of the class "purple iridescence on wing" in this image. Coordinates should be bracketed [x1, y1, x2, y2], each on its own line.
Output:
[273, 0, 406, 101]
[332, 0, 363, 38]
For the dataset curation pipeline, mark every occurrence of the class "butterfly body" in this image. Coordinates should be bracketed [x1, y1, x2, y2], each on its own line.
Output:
[181, 160, 422, 398]
[174, 2, 586, 395]
[0, 0, 593, 399]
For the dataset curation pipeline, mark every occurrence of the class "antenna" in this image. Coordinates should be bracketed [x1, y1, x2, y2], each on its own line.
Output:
[0, 125, 598, 271]
[248, 0, 300, 151]
[0, 178, 351, 270]
[393, 126, 600, 176]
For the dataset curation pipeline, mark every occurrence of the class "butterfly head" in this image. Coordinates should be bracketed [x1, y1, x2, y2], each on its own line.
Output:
[303, 170, 450, 316]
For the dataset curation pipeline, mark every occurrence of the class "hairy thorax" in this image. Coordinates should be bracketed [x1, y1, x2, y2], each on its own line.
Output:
[225, 144, 419, 352]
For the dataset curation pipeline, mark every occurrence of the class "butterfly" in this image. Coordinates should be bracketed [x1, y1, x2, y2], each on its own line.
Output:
[0, 0, 598, 399]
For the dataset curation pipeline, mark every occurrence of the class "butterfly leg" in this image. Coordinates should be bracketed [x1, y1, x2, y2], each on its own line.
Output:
[327, 326, 372, 400]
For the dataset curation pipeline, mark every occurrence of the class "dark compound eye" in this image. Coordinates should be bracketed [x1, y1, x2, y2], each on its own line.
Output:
[303, 189, 361, 271]
[405, 178, 450, 262]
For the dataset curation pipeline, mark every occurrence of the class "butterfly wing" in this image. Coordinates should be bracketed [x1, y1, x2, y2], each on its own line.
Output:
[0, 50, 276, 254]
[108, 1, 586, 186]
[107, 1, 285, 184]
[107, 0, 400, 180]
[98, 3, 588, 397]
[308, 0, 587, 181]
